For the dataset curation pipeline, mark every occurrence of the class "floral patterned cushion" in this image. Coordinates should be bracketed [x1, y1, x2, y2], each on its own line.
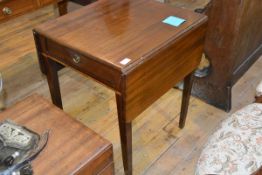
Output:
[196, 103, 262, 175]
[256, 81, 262, 97]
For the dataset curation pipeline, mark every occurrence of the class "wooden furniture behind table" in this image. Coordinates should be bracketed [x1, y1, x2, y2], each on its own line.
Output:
[171, 0, 262, 111]
[0, 94, 114, 175]
[0, 0, 68, 22]
[33, 0, 207, 174]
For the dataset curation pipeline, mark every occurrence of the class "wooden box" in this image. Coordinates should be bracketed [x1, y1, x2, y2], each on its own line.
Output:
[0, 94, 114, 175]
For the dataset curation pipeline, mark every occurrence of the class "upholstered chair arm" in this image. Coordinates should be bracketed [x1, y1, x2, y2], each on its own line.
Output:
[256, 81, 262, 103]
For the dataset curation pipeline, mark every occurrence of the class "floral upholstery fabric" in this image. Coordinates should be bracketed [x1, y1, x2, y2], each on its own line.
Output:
[196, 103, 262, 175]
[256, 81, 262, 97]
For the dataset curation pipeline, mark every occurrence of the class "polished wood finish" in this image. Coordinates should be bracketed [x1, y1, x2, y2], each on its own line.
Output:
[0, 0, 67, 22]
[0, 94, 114, 175]
[34, 1, 207, 174]
[34, 1, 206, 73]
[1, 6, 262, 174]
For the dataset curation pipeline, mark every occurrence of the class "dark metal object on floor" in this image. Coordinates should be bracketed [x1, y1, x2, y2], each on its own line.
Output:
[70, 0, 96, 6]
[0, 120, 49, 175]
[194, 67, 211, 78]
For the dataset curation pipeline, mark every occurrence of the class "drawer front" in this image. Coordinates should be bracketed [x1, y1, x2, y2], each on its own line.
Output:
[0, 0, 36, 21]
[45, 38, 122, 92]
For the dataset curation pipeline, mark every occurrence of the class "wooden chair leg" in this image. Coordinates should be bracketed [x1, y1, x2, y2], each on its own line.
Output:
[115, 94, 132, 175]
[44, 57, 63, 109]
[58, 0, 68, 16]
[179, 72, 194, 129]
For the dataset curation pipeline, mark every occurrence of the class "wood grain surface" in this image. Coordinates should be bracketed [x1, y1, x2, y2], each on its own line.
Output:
[0, 94, 114, 175]
[34, 0, 207, 72]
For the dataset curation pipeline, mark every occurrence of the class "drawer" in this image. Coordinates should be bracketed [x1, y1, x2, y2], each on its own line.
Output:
[45, 38, 122, 91]
[0, 0, 37, 21]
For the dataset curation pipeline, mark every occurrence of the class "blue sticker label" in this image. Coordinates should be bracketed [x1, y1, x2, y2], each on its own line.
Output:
[162, 16, 186, 27]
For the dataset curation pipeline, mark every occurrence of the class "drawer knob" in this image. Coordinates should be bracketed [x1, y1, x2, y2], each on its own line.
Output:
[2, 7, 12, 15]
[72, 54, 81, 64]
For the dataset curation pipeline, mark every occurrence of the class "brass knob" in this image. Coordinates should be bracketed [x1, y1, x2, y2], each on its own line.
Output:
[72, 54, 80, 64]
[2, 7, 12, 15]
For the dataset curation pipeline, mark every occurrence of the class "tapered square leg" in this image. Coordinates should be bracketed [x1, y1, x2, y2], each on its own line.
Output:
[115, 94, 132, 175]
[58, 0, 68, 16]
[179, 72, 194, 129]
[43, 57, 63, 109]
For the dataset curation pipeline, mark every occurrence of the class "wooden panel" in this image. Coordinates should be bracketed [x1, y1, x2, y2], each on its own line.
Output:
[124, 24, 207, 122]
[0, 94, 114, 175]
[189, 0, 262, 111]
[233, 0, 262, 74]
[0, 0, 37, 21]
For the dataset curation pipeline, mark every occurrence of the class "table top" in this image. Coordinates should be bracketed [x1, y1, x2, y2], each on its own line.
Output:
[35, 0, 207, 72]
[0, 94, 113, 175]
